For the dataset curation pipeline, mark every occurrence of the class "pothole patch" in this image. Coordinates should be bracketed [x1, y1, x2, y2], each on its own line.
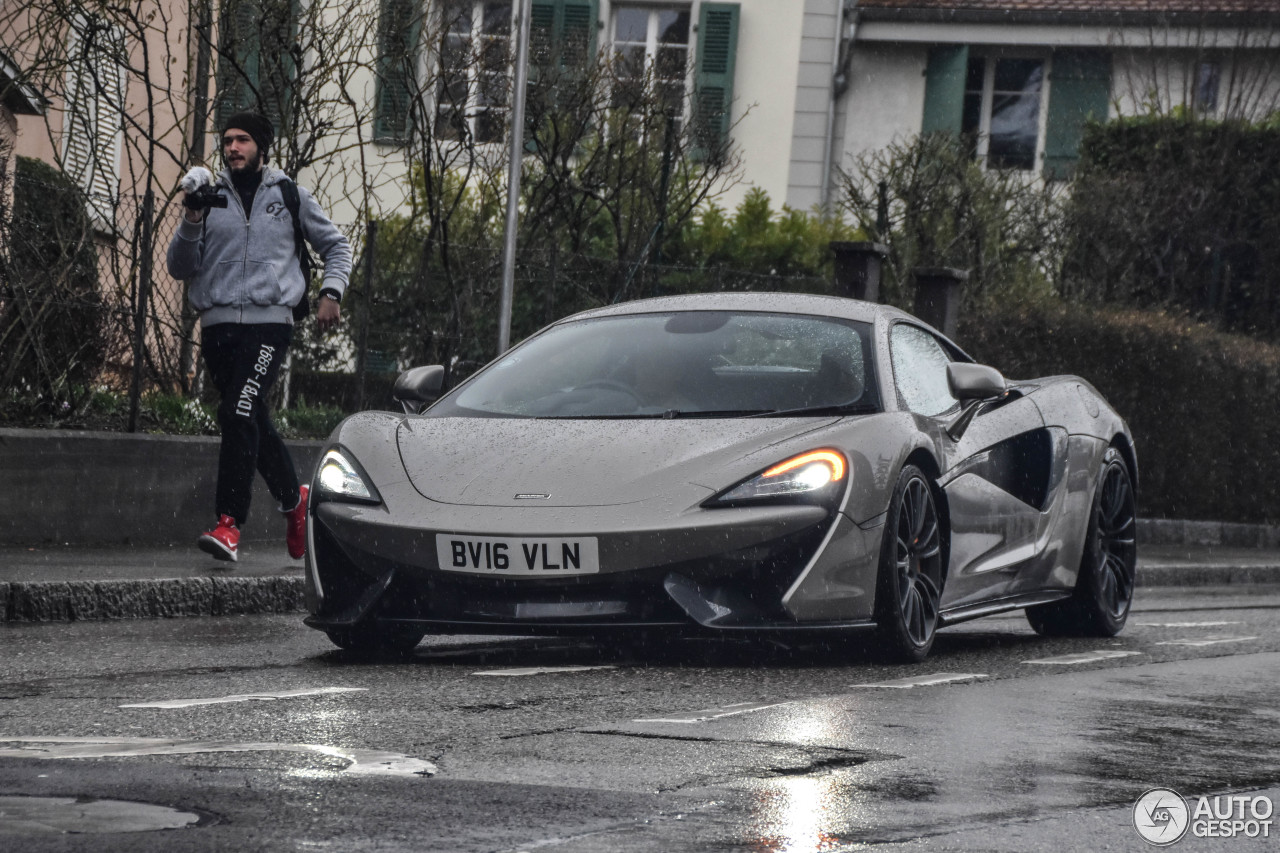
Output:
[0, 795, 204, 835]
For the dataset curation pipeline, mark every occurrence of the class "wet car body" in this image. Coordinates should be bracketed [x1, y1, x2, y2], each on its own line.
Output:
[304, 293, 1137, 661]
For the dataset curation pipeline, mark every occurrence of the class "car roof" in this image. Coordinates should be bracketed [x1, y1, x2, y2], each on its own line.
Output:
[561, 292, 916, 326]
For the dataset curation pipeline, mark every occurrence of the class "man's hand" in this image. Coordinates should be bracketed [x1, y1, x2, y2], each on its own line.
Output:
[180, 166, 214, 223]
[316, 293, 341, 332]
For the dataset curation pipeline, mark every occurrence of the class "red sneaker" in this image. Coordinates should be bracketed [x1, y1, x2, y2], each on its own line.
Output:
[198, 515, 239, 562]
[284, 484, 309, 559]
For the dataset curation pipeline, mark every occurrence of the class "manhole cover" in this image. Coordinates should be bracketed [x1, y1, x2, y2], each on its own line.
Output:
[0, 795, 202, 834]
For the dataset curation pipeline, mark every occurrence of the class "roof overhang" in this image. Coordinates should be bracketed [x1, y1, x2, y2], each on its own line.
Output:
[855, 12, 1280, 48]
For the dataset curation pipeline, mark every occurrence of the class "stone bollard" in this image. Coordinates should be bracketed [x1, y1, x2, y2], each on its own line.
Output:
[912, 267, 969, 338]
[829, 242, 889, 303]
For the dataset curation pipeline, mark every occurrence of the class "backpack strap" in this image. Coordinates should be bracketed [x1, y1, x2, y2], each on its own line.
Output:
[279, 178, 315, 320]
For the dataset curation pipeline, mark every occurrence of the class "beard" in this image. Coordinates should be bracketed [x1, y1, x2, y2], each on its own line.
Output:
[227, 148, 264, 174]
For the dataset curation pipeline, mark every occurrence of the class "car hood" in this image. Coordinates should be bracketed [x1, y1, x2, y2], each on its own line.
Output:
[396, 416, 839, 507]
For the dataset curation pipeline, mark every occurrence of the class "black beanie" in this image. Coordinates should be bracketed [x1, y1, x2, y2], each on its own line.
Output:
[221, 111, 274, 164]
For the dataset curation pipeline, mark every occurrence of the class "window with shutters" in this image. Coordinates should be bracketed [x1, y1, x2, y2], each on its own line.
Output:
[961, 55, 1046, 171]
[374, 0, 420, 142]
[214, 0, 297, 131]
[62, 15, 125, 228]
[436, 0, 513, 144]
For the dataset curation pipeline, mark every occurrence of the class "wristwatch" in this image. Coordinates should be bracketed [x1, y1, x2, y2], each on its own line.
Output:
[319, 288, 341, 304]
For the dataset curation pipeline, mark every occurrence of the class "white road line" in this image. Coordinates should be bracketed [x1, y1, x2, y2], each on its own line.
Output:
[851, 673, 988, 689]
[473, 665, 616, 677]
[1135, 621, 1244, 628]
[1023, 650, 1143, 665]
[1156, 636, 1259, 647]
[634, 701, 791, 724]
[120, 687, 366, 709]
[0, 737, 435, 777]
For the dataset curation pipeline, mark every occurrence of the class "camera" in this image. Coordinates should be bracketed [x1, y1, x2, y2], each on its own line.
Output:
[183, 184, 228, 211]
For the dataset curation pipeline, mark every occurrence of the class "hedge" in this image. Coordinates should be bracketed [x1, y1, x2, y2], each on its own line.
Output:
[959, 302, 1280, 524]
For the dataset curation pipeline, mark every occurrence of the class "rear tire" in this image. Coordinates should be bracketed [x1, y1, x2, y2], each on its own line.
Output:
[1027, 447, 1136, 637]
[325, 623, 425, 657]
[874, 464, 946, 663]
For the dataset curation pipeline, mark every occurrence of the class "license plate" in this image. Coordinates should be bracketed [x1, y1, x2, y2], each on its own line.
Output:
[435, 534, 600, 575]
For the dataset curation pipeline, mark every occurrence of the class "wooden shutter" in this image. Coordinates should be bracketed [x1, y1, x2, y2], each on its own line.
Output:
[692, 2, 739, 163]
[63, 17, 125, 227]
[374, 0, 418, 141]
[1043, 51, 1110, 180]
[559, 0, 597, 68]
[214, 0, 260, 126]
[527, 0, 596, 68]
[921, 44, 968, 136]
[214, 0, 296, 131]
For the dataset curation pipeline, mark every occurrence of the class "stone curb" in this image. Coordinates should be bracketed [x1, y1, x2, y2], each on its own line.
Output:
[4, 564, 1280, 623]
[1, 577, 304, 623]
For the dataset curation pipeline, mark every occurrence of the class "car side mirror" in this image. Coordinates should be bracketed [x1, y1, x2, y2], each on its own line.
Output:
[393, 365, 446, 415]
[947, 362, 1006, 401]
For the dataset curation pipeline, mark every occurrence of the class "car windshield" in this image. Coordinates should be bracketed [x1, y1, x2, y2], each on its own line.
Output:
[432, 311, 880, 418]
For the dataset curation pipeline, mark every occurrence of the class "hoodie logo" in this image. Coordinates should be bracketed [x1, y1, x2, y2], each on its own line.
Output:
[265, 200, 286, 217]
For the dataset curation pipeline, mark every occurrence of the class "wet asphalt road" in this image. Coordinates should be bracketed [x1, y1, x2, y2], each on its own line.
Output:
[3, 586, 1280, 851]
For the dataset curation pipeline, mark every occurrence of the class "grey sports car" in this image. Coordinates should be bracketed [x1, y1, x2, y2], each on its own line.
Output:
[303, 293, 1137, 662]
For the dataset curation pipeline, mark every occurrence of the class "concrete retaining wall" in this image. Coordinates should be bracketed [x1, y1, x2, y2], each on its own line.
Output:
[3, 427, 1278, 549]
[0, 428, 323, 546]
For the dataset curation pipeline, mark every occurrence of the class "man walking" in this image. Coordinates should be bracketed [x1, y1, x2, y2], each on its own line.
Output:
[167, 112, 352, 562]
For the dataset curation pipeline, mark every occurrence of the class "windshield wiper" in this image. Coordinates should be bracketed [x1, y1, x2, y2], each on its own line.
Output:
[744, 403, 877, 418]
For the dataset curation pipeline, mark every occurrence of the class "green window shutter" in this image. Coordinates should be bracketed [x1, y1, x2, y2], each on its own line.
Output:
[374, 0, 418, 141]
[559, 0, 598, 68]
[692, 2, 740, 163]
[1044, 51, 1110, 180]
[214, 0, 296, 133]
[921, 44, 968, 136]
[214, 0, 261, 127]
[528, 0, 597, 67]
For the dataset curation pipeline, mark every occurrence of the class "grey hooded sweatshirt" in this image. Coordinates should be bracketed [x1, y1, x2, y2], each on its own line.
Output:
[166, 167, 353, 327]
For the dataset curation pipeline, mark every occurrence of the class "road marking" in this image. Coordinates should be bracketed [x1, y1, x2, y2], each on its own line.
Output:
[1023, 650, 1143, 665]
[120, 687, 366, 709]
[1135, 621, 1244, 628]
[473, 665, 615, 677]
[634, 701, 791, 724]
[0, 737, 435, 777]
[1156, 636, 1259, 647]
[851, 673, 988, 689]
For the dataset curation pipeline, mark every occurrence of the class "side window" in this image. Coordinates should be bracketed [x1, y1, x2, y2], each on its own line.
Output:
[890, 325, 957, 416]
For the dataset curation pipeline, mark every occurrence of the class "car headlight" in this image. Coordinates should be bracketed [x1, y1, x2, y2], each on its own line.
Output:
[708, 449, 848, 506]
[314, 448, 382, 505]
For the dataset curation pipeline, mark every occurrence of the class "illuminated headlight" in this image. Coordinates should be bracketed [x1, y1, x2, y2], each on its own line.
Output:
[708, 450, 848, 506]
[314, 449, 382, 504]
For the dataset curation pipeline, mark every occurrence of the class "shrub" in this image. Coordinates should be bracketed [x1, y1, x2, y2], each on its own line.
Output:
[960, 302, 1280, 524]
[1062, 116, 1280, 339]
[0, 157, 107, 413]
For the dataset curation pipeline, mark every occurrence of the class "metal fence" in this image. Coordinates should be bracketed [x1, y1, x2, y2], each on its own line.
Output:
[1, 170, 837, 424]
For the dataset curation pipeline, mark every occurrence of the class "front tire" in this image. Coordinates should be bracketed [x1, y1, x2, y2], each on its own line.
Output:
[874, 465, 946, 663]
[1027, 446, 1137, 637]
[325, 622, 425, 657]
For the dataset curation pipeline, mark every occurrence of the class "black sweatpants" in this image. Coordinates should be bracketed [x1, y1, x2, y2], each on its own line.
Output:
[202, 323, 300, 527]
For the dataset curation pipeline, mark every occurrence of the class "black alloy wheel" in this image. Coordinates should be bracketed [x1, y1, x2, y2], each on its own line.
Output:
[1027, 446, 1137, 637]
[874, 464, 945, 662]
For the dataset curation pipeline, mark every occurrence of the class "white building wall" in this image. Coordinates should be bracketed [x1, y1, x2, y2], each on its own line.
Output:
[719, 0, 807, 210]
[835, 42, 928, 177]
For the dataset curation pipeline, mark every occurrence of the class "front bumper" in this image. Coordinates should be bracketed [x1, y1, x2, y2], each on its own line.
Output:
[303, 482, 882, 634]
